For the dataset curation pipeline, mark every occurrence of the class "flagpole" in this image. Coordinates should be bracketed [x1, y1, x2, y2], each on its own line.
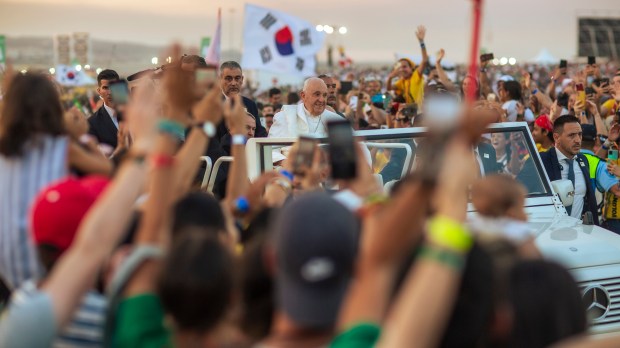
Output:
[466, 0, 483, 104]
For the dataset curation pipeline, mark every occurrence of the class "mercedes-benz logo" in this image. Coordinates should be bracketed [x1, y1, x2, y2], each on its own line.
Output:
[582, 285, 611, 321]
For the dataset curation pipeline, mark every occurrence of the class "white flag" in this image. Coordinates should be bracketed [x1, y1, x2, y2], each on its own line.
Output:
[205, 8, 221, 66]
[55, 65, 95, 86]
[241, 4, 325, 76]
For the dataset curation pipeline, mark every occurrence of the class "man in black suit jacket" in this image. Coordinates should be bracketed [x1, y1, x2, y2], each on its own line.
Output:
[217, 61, 267, 141]
[88, 69, 120, 149]
[477, 141, 501, 176]
[539, 116, 599, 225]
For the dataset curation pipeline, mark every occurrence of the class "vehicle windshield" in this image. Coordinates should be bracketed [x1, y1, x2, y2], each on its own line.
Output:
[253, 124, 552, 198]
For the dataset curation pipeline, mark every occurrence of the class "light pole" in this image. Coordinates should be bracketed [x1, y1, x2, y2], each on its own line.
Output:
[316, 25, 348, 68]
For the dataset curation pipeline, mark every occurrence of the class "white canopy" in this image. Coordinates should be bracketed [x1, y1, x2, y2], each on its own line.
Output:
[531, 49, 557, 65]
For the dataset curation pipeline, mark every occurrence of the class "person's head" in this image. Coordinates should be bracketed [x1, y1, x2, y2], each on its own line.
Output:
[507, 260, 586, 348]
[31, 176, 110, 272]
[553, 115, 582, 157]
[245, 112, 257, 138]
[612, 71, 620, 96]
[96, 69, 120, 107]
[172, 191, 228, 242]
[364, 75, 382, 96]
[158, 229, 234, 336]
[300, 77, 328, 116]
[269, 87, 282, 105]
[181, 54, 208, 71]
[462, 75, 481, 98]
[580, 124, 597, 151]
[318, 74, 338, 109]
[63, 107, 89, 140]
[219, 61, 244, 97]
[499, 80, 522, 102]
[392, 241, 495, 348]
[397, 58, 414, 79]
[532, 115, 554, 146]
[0, 73, 66, 157]
[394, 103, 416, 128]
[264, 113, 275, 131]
[286, 92, 300, 105]
[262, 104, 274, 116]
[472, 174, 528, 221]
[491, 132, 511, 154]
[270, 193, 358, 330]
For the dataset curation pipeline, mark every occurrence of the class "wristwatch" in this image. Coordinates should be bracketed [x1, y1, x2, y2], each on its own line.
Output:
[196, 121, 216, 138]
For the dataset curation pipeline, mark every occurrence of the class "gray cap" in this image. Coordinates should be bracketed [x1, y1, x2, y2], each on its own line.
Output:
[273, 193, 358, 329]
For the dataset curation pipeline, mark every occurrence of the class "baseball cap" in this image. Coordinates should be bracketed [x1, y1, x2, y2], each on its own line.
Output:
[30, 176, 110, 255]
[534, 115, 553, 133]
[272, 193, 358, 329]
[581, 124, 596, 142]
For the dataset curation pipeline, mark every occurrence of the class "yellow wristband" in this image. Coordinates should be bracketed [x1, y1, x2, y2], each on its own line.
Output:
[427, 215, 473, 254]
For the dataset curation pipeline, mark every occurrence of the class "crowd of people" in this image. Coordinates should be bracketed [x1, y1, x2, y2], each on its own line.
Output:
[1, 23, 620, 348]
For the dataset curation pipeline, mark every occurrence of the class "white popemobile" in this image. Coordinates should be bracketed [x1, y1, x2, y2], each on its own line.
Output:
[241, 122, 620, 334]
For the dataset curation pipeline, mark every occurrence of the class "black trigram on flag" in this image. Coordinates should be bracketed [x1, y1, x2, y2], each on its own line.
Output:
[260, 46, 273, 63]
[299, 29, 311, 46]
[296, 57, 304, 71]
[260, 13, 277, 30]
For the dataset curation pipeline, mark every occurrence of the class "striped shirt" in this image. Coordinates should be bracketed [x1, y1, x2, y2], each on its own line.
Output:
[0, 135, 69, 289]
[0, 280, 107, 348]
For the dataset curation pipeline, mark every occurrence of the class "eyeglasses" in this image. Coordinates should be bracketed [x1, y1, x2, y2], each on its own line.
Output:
[395, 117, 410, 123]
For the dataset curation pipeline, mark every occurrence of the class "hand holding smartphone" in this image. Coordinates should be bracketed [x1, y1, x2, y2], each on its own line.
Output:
[327, 120, 357, 179]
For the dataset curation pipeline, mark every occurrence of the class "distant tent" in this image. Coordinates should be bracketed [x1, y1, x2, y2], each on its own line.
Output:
[531, 49, 557, 65]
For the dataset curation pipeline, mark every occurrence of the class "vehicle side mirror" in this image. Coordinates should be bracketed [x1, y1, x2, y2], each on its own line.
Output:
[551, 179, 575, 208]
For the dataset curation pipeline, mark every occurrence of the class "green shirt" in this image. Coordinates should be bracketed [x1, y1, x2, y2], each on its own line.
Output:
[113, 294, 172, 348]
[330, 323, 381, 348]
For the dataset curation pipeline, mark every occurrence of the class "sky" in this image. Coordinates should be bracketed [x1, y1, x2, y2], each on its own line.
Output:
[1, 0, 619, 64]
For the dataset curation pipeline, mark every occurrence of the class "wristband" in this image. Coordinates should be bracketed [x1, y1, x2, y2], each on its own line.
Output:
[159, 120, 186, 141]
[364, 193, 389, 206]
[232, 134, 247, 145]
[151, 154, 175, 168]
[279, 169, 294, 181]
[420, 42, 426, 49]
[418, 246, 466, 271]
[234, 196, 250, 214]
[427, 215, 473, 254]
[531, 89, 538, 95]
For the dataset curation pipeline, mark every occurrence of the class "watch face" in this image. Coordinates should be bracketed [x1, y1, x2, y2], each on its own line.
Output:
[203, 122, 216, 137]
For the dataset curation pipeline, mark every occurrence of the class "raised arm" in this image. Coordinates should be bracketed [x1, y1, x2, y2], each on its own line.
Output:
[42, 90, 157, 328]
[415, 25, 429, 76]
[435, 49, 457, 92]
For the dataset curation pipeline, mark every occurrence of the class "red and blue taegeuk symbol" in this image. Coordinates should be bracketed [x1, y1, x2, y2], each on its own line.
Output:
[275, 26, 294, 56]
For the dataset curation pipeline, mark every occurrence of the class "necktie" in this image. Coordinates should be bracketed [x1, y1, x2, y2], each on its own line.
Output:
[566, 158, 575, 215]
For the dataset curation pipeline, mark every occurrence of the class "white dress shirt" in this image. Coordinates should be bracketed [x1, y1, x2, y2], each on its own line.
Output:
[104, 104, 119, 130]
[556, 148, 586, 219]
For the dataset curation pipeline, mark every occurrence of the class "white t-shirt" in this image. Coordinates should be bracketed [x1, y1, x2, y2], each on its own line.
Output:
[502, 100, 518, 122]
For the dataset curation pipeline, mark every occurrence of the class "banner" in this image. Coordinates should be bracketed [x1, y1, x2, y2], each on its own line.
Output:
[205, 8, 222, 66]
[0, 35, 6, 68]
[241, 4, 325, 76]
[55, 64, 96, 86]
[200, 37, 211, 58]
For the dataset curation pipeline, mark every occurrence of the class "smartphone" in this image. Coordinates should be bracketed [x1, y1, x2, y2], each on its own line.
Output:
[293, 136, 317, 175]
[339, 81, 353, 95]
[559, 59, 568, 75]
[195, 67, 217, 84]
[327, 120, 357, 179]
[371, 94, 384, 108]
[576, 83, 586, 106]
[349, 95, 358, 108]
[109, 79, 129, 105]
[588, 56, 596, 65]
[608, 149, 618, 162]
[480, 53, 494, 63]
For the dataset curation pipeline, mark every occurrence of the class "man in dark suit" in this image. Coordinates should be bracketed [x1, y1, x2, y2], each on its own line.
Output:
[217, 61, 267, 141]
[476, 141, 501, 176]
[539, 115, 599, 225]
[88, 69, 120, 150]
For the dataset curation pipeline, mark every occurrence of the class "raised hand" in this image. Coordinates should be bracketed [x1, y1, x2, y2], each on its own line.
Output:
[436, 48, 445, 65]
[223, 95, 246, 135]
[415, 25, 426, 42]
